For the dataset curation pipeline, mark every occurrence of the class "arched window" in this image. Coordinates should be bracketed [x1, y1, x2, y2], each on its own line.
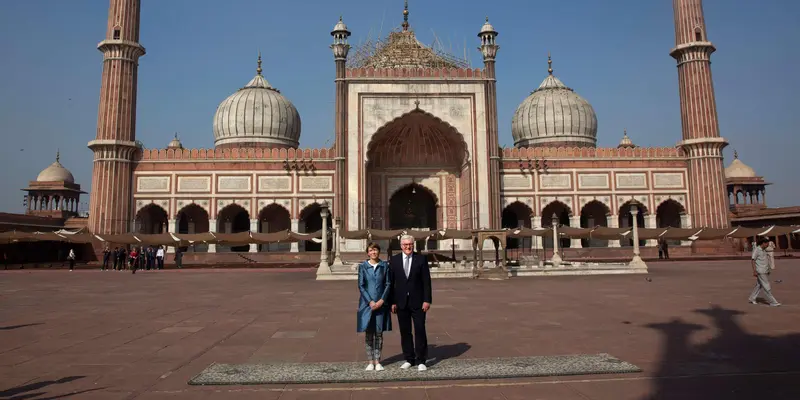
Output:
[113, 27, 121, 40]
[694, 28, 703, 41]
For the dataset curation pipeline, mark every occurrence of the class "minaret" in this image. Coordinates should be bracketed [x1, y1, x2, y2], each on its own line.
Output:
[670, 0, 729, 228]
[330, 17, 351, 231]
[87, 0, 145, 234]
[479, 17, 501, 228]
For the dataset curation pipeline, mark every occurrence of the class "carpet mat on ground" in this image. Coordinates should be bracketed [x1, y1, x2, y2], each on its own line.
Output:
[189, 353, 641, 385]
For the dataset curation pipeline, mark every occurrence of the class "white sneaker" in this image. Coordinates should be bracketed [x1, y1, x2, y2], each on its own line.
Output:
[365, 364, 374, 371]
[400, 362, 412, 370]
[417, 363, 427, 371]
[374, 363, 384, 371]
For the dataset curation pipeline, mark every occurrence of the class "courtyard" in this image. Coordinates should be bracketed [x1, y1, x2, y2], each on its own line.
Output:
[0, 260, 799, 399]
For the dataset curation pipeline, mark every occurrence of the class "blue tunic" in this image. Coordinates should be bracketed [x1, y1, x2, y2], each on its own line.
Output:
[356, 260, 393, 333]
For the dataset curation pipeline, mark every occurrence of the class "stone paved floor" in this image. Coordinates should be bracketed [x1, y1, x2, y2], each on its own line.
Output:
[1, 260, 799, 399]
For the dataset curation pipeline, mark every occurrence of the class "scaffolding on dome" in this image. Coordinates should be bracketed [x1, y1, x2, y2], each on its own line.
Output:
[347, 26, 471, 70]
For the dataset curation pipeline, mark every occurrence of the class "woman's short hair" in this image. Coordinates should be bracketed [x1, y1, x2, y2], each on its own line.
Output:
[366, 242, 381, 252]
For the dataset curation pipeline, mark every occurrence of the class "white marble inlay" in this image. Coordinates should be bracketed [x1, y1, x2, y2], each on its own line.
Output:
[178, 176, 211, 192]
[137, 176, 169, 192]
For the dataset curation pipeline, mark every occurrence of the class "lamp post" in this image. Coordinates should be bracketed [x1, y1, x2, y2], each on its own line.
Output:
[316, 201, 332, 276]
[629, 201, 647, 269]
[333, 216, 343, 266]
[551, 212, 562, 267]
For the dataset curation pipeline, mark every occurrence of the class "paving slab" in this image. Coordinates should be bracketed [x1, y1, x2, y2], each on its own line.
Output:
[0, 259, 799, 399]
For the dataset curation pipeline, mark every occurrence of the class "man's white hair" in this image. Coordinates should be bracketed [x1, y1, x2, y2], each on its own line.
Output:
[399, 234, 415, 243]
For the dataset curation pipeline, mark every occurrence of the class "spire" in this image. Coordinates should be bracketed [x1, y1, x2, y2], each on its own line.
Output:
[256, 51, 263, 76]
[402, 0, 409, 31]
[56, 149, 60, 163]
[547, 51, 553, 75]
[734, 149, 738, 159]
[174, 132, 179, 140]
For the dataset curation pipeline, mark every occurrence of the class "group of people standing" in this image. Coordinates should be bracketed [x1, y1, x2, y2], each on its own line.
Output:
[101, 245, 183, 273]
[356, 235, 433, 372]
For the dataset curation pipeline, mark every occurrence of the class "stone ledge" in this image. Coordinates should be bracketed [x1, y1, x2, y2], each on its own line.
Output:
[189, 353, 641, 385]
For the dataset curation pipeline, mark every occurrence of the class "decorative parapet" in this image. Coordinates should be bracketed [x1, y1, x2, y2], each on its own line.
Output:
[345, 67, 485, 79]
[137, 147, 336, 161]
[500, 146, 685, 160]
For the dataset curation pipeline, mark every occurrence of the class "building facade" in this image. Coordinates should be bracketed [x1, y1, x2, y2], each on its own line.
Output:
[75, 0, 794, 259]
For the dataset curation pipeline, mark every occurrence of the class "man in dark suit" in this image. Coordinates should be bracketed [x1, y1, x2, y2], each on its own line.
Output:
[389, 234, 432, 371]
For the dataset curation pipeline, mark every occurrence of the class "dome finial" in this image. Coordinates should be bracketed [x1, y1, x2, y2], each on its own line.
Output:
[402, 0, 409, 31]
[174, 132, 179, 140]
[256, 51, 263, 76]
[485, 16, 489, 22]
[734, 149, 738, 159]
[547, 51, 553, 75]
[56, 149, 60, 163]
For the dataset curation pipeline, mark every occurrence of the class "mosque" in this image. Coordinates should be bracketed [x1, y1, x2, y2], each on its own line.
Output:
[5, 0, 799, 263]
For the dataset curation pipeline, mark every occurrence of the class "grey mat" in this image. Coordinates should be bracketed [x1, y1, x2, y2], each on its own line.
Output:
[189, 353, 641, 385]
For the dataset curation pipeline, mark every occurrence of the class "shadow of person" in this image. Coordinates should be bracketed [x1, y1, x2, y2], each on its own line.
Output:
[0, 323, 43, 331]
[641, 305, 800, 400]
[381, 342, 472, 366]
[0, 376, 85, 398]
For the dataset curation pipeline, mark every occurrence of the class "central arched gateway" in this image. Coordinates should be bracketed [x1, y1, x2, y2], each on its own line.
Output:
[364, 108, 472, 238]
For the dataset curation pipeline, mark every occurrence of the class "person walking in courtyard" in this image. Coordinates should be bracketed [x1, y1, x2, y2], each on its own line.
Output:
[357, 242, 392, 371]
[67, 248, 76, 271]
[102, 245, 111, 271]
[749, 238, 781, 306]
[156, 246, 165, 269]
[389, 235, 432, 371]
[658, 238, 670, 259]
[174, 246, 183, 268]
[766, 239, 776, 270]
[129, 247, 138, 274]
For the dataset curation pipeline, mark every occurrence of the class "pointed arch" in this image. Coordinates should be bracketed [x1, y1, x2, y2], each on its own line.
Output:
[134, 204, 168, 234]
[217, 204, 250, 252]
[298, 202, 333, 252]
[388, 183, 439, 250]
[502, 201, 533, 250]
[541, 201, 572, 249]
[366, 109, 469, 171]
[580, 200, 610, 248]
[258, 203, 291, 252]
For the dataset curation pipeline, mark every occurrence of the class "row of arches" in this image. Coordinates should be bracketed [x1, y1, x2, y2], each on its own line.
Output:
[502, 199, 686, 249]
[134, 202, 332, 252]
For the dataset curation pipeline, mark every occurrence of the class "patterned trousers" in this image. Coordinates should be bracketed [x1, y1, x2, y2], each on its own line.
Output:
[365, 331, 383, 360]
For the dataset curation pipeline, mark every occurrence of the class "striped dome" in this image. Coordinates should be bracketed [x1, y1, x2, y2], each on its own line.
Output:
[511, 57, 597, 148]
[212, 56, 301, 148]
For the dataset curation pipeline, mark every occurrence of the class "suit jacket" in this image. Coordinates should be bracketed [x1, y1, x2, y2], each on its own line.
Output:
[389, 252, 432, 309]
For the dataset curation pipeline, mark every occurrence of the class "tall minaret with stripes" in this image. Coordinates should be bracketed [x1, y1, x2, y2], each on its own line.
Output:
[87, 0, 145, 234]
[670, 0, 729, 228]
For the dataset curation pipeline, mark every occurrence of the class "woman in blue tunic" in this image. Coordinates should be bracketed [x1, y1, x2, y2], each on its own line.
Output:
[357, 242, 392, 371]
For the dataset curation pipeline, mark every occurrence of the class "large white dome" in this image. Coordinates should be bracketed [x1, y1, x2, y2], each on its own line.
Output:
[212, 57, 301, 149]
[511, 58, 597, 148]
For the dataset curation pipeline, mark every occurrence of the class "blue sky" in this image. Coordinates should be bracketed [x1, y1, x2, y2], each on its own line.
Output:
[1, 0, 798, 213]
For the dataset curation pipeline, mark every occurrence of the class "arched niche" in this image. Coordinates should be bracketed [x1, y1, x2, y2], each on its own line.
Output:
[298, 203, 332, 252]
[542, 201, 572, 249]
[388, 183, 438, 251]
[258, 203, 291, 252]
[134, 204, 168, 234]
[501, 201, 533, 250]
[217, 204, 250, 252]
[580, 200, 610, 248]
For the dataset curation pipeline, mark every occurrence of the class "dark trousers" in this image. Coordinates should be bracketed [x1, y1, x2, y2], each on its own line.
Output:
[396, 305, 428, 365]
[102, 255, 110, 270]
[157, 257, 164, 269]
[68, 259, 75, 270]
